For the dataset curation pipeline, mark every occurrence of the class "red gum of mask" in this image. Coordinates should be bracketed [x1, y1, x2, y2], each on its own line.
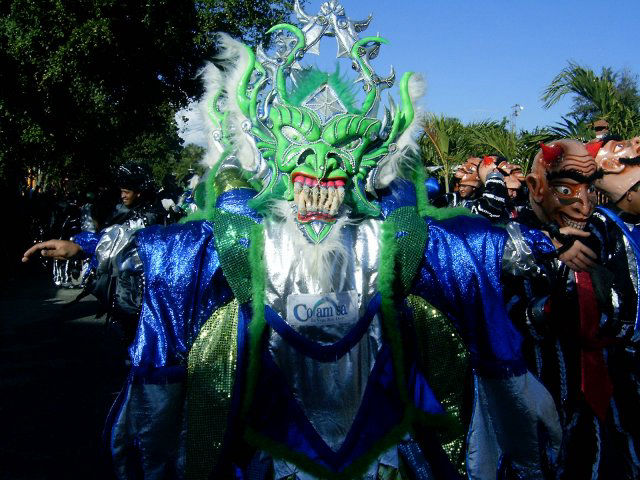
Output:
[293, 174, 346, 188]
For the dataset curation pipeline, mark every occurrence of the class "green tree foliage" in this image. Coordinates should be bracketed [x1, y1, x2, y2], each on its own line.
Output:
[419, 116, 500, 193]
[0, 0, 294, 194]
[465, 126, 554, 175]
[419, 115, 550, 191]
[548, 116, 595, 141]
[419, 115, 468, 193]
[542, 62, 640, 139]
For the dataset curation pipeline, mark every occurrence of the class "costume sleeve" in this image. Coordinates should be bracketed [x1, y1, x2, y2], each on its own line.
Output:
[412, 215, 526, 376]
[501, 222, 560, 339]
[412, 216, 561, 478]
[108, 221, 232, 480]
[71, 231, 103, 258]
[586, 209, 611, 263]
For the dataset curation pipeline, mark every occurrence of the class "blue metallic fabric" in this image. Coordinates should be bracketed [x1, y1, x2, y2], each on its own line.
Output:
[108, 191, 264, 479]
[215, 187, 261, 221]
[378, 178, 418, 219]
[425, 177, 441, 201]
[413, 215, 527, 377]
[108, 368, 187, 479]
[517, 223, 557, 259]
[245, 344, 426, 475]
[242, 298, 447, 477]
[72, 231, 102, 258]
[598, 206, 640, 331]
[129, 220, 232, 368]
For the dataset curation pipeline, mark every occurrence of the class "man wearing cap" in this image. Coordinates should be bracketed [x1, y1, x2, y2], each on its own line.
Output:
[104, 163, 166, 228]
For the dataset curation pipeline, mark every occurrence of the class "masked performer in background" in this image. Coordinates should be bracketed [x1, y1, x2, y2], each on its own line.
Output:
[503, 139, 633, 478]
[432, 157, 481, 208]
[582, 136, 640, 478]
[434, 156, 522, 223]
[24, 2, 576, 478]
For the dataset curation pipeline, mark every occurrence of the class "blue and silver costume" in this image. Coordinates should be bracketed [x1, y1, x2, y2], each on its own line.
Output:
[73, 2, 565, 477]
[74, 179, 563, 479]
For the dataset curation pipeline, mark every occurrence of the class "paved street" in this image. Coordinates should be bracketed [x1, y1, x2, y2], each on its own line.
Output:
[0, 269, 128, 479]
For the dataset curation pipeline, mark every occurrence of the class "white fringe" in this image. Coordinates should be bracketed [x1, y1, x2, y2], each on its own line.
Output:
[374, 73, 426, 189]
[269, 200, 354, 292]
[198, 33, 261, 172]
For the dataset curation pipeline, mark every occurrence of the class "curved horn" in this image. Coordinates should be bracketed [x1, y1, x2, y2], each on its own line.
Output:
[585, 141, 603, 158]
[293, 0, 311, 24]
[540, 142, 563, 166]
[265, 24, 306, 102]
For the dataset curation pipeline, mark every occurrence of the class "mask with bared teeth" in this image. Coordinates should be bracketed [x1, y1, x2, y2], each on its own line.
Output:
[200, 14, 425, 244]
[525, 139, 599, 230]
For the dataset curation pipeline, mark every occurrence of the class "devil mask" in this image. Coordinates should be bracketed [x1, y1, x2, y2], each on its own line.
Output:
[526, 139, 598, 229]
[594, 137, 640, 202]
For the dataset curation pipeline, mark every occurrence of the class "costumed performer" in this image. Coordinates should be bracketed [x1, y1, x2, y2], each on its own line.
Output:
[23, 2, 573, 478]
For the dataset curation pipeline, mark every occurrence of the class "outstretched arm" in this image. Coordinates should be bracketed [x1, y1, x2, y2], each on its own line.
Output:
[414, 216, 561, 478]
[22, 239, 82, 262]
[22, 230, 103, 263]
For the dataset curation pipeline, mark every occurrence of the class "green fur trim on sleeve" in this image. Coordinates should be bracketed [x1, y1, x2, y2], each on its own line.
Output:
[411, 166, 478, 221]
[420, 203, 477, 221]
[244, 415, 413, 480]
[413, 167, 430, 218]
[378, 220, 409, 405]
[241, 223, 268, 416]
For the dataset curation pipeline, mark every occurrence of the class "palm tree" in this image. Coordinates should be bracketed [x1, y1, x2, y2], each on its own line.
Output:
[548, 116, 594, 142]
[419, 115, 471, 193]
[542, 62, 640, 138]
[466, 127, 554, 174]
[419, 115, 551, 189]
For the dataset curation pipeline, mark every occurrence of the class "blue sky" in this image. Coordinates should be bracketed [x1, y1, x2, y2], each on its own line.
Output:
[178, 0, 639, 145]
[300, 0, 639, 131]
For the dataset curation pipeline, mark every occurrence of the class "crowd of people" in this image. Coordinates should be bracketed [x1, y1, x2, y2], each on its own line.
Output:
[23, 136, 640, 480]
[427, 135, 640, 477]
[16, 1, 640, 478]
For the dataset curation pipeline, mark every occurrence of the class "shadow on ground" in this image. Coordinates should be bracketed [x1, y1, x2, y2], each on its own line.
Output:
[0, 268, 128, 480]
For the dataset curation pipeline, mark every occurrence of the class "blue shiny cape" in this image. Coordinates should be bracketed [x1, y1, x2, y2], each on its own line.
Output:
[126, 182, 531, 375]
[108, 181, 553, 478]
[414, 216, 526, 377]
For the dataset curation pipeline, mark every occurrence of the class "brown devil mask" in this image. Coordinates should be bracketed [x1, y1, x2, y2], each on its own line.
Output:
[594, 137, 640, 202]
[455, 157, 481, 198]
[526, 139, 598, 229]
[497, 160, 525, 198]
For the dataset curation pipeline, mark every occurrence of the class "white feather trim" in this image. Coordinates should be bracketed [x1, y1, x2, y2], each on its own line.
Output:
[187, 174, 200, 190]
[268, 200, 354, 292]
[373, 73, 426, 189]
[197, 33, 262, 173]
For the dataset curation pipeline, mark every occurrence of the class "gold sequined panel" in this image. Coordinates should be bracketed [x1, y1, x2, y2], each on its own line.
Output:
[214, 169, 253, 195]
[186, 299, 239, 480]
[407, 295, 469, 475]
[377, 463, 404, 480]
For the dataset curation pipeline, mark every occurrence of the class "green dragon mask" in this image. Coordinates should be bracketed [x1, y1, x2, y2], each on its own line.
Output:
[201, 0, 424, 243]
